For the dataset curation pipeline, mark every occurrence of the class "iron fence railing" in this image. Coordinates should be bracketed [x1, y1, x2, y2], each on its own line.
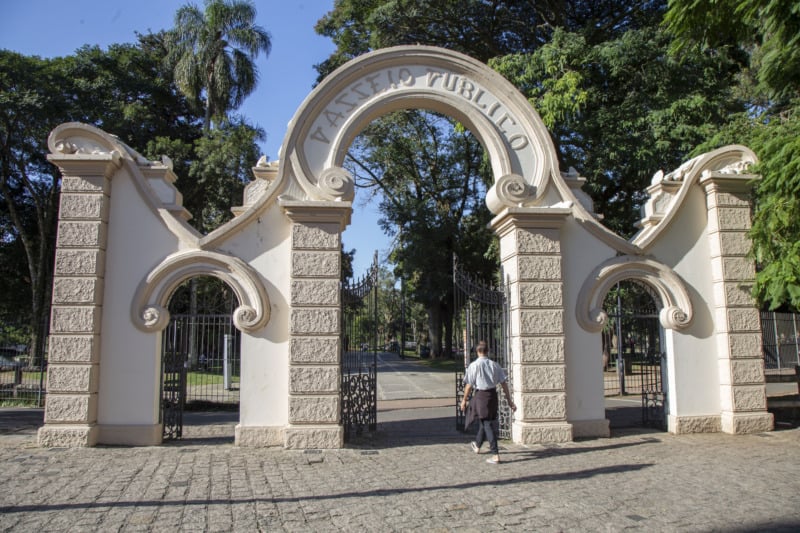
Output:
[0, 319, 47, 407]
[162, 314, 241, 410]
[761, 311, 800, 372]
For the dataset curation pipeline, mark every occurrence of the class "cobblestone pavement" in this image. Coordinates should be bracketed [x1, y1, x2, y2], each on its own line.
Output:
[0, 408, 799, 532]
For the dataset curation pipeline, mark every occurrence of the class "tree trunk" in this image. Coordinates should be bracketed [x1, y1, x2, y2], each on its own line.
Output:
[442, 299, 453, 359]
[427, 300, 442, 357]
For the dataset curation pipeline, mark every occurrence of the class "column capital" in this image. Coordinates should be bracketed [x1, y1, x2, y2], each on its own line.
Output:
[699, 172, 759, 194]
[280, 199, 352, 229]
[490, 207, 571, 237]
[47, 152, 122, 180]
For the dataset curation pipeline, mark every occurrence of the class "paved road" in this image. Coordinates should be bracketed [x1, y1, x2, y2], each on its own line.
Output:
[376, 351, 454, 401]
[1, 357, 799, 531]
[1, 410, 799, 532]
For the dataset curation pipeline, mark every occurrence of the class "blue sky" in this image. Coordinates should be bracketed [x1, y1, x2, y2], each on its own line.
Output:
[0, 0, 387, 277]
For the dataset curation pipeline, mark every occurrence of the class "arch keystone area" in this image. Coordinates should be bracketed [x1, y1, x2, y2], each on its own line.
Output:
[131, 250, 271, 333]
[281, 45, 560, 212]
[576, 255, 694, 333]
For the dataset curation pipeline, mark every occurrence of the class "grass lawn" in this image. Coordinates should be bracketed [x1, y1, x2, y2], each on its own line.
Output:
[186, 371, 240, 386]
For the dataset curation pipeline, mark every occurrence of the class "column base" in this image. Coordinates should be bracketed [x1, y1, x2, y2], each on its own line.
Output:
[513, 421, 573, 444]
[235, 425, 284, 447]
[284, 425, 343, 449]
[97, 423, 162, 445]
[668, 415, 722, 434]
[38, 424, 98, 447]
[721, 411, 773, 434]
[570, 418, 610, 438]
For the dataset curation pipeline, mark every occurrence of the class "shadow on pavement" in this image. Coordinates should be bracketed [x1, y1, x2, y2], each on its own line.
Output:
[0, 408, 43, 435]
[0, 462, 655, 515]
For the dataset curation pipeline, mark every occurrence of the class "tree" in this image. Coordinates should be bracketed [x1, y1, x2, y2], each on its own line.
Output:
[491, 25, 745, 234]
[0, 30, 268, 362]
[665, 0, 800, 104]
[166, 0, 271, 130]
[0, 52, 64, 363]
[665, 0, 800, 310]
[314, 0, 666, 79]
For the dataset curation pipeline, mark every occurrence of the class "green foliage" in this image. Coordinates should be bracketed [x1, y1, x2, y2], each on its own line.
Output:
[187, 118, 264, 232]
[492, 26, 744, 235]
[0, 51, 68, 357]
[666, 1, 800, 309]
[0, 23, 269, 347]
[168, 276, 239, 314]
[746, 113, 800, 310]
[665, 0, 800, 104]
[315, 0, 666, 80]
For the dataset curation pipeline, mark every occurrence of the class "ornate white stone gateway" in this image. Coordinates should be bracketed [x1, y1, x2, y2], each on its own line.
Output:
[39, 46, 772, 449]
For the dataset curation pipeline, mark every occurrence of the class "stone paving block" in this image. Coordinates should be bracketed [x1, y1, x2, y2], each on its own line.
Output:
[2, 416, 800, 531]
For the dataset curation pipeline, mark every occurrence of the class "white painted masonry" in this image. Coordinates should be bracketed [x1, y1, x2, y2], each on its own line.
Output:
[40, 46, 771, 448]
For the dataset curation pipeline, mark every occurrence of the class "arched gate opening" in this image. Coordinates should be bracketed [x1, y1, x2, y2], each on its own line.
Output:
[160, 276, 241, 441]
[602, 280, 667, 431]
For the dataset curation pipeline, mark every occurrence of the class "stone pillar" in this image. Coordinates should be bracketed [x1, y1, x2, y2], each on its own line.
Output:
[492, 208, 573, 444]
[38, 152, 121, 447]
[282, 201, 350, 449]
[700, 172, 773, 434]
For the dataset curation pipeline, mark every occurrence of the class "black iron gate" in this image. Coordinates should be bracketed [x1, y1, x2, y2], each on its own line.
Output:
[603, 281, 666, 429]
[453, 259, 512, 439]
[160, 313, 241, 440]
[161, 319, 187, 440]
[341, 254, 379, 442]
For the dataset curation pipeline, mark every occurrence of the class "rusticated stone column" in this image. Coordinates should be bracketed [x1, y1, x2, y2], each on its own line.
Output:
[282, 201, 350, 449]
[39, 151, 121, 447]
[491, 207, 573, 444]
[700, 172, 773, 434]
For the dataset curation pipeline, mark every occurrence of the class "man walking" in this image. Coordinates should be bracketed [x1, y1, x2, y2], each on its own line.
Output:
[460, 341, 516, 464]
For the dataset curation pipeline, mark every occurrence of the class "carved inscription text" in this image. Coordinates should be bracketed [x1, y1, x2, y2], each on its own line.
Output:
[305, 66, 529, 153]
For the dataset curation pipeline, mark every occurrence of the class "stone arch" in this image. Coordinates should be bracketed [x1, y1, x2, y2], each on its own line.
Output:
[131, 250, 271, 334]
[279, 45, 560, 212]
[576, 255, 694, 333]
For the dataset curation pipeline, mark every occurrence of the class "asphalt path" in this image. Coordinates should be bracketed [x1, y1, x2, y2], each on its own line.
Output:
[375, 351, 454, 401]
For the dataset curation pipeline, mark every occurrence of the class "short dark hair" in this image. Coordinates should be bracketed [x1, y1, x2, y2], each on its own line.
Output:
[476, 341, 488, 355]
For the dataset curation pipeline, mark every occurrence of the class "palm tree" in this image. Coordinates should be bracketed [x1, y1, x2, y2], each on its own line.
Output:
[167, 0, 271, 130]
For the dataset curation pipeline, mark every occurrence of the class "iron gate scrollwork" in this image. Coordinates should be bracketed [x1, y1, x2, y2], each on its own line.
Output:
[161, 318, 187, 440]
[453, 258, 512, 439]
[642, 350, 666, 429]
[341, 253, 379, 442]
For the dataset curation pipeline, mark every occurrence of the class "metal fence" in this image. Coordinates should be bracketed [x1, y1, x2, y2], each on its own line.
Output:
[761, 311, 800, 372]
[161, 314, 241, 410]
[0, 321, 47, 407]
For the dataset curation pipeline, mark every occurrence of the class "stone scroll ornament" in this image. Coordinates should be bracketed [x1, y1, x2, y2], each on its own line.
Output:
[316, 166, 355, 201]
[485, 173, 535, 213]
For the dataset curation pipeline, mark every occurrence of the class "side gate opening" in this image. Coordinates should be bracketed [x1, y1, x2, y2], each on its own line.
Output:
[602, 281, 666, 430]
[340, 254, 379, 442]
[160, 278, 241, 441]
[453, 259, 512, 439]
